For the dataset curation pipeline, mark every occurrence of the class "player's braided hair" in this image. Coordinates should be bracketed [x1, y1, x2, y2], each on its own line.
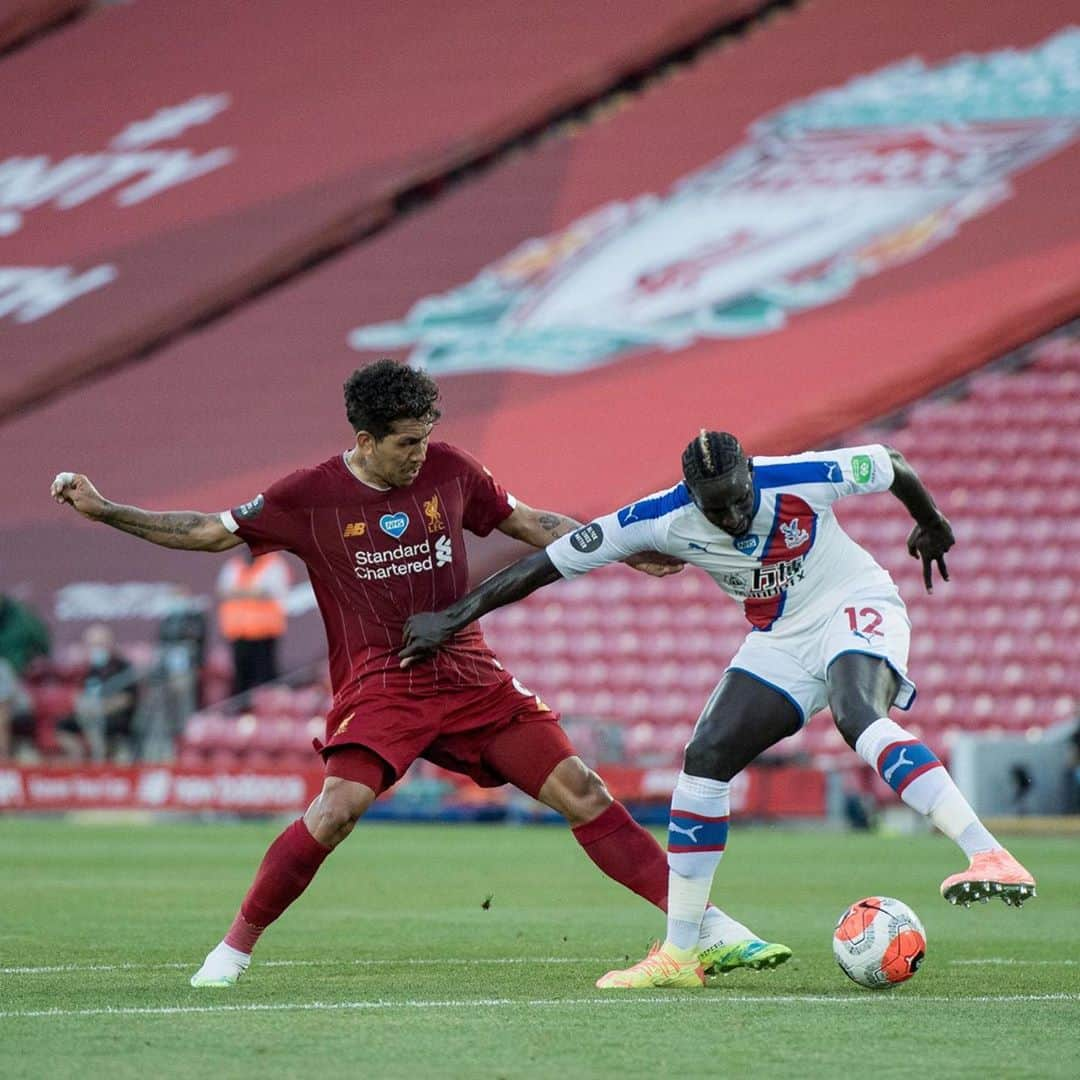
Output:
[681, 430, 745, 488]
[344, 359, 441, 439]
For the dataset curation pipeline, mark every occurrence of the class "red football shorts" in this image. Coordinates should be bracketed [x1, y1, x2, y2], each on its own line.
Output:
[322, 673, 575, 799]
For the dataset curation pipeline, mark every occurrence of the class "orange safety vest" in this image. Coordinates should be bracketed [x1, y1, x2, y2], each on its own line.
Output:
[217, 555, 288, 641]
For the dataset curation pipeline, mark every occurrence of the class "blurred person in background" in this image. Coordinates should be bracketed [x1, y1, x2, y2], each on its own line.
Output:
[158, 594, 209, 685]
[0, 657, 35, 761]
[0, 592, 52, 761]
[0, 592, 51, 677]
[55, 624, 138, 763]
[216, 550, 290, 700]
[135, 597, 211, 761]
[1069, 719, 1080, 813]
[158, 593, 208, 718]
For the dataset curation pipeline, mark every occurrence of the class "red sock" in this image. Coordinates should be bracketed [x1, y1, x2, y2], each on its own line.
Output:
[571, 801, 668, 911]
[223, 818, 331, 954]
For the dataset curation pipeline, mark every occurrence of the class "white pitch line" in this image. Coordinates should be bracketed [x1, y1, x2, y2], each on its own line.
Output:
[0, 956, 611, 976]
[2, 994, 1078, 1021]
[8, 956, 1078, 976]
[949, 959, 1079, 966]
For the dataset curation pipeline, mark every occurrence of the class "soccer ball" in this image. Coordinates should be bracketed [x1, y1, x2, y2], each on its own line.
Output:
[832, 896, 926, 989]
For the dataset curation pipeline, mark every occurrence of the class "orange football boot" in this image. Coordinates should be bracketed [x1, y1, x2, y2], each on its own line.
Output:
[596, 941, 705, 989]
[941, 848, 1036, 907]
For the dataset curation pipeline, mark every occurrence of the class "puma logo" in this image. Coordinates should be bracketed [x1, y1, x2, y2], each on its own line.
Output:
[882, 747, 914, 785]
[669, 822, 704, 842]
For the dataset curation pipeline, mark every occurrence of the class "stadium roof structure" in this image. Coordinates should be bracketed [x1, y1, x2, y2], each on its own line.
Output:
[0, 0, 769, 418]
[0, 0, 86, 53]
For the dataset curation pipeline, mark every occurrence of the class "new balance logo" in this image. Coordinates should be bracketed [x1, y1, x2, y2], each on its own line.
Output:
[779, 517, 810, 549]
[882, 748, 914, 785]
[669, 822, 704, 843]
[343, 521, 367, 538]
[435, 535, 453, 567]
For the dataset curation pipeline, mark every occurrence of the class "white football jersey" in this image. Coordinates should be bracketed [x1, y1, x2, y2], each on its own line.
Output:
[547, 444, 898, 630]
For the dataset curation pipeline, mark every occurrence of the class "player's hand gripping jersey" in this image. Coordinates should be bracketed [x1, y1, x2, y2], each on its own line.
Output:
[220, 443, 515, 696]
[548, 446, 896, 632]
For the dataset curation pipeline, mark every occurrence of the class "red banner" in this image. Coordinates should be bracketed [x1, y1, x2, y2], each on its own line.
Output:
[598, 764, 826, 817]
[0, 762, 825, 816]
[0, 0, 765, 417]
[0, 764, 323, 813]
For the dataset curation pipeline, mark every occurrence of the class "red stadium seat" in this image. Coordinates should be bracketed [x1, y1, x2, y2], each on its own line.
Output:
[479, 352, 1080, 755]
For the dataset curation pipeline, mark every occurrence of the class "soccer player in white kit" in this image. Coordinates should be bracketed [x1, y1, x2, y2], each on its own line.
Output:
[401, 430, 1037, 989]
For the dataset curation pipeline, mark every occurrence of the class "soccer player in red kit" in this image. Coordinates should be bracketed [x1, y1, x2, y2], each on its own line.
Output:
[51, 360, 788, 987]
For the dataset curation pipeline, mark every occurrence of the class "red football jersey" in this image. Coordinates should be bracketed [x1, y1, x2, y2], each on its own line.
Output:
[222, 442, 514, 698]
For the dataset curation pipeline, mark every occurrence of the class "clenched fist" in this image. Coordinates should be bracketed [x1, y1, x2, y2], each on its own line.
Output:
[51, 472, 107, 520]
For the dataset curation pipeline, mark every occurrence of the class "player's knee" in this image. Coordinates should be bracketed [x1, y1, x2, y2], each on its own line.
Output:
[829, 693, 879, 749]
[572, 767, 613, 820]
[308, 778, 374, 846]
[828, 657, 898, 747]
[540, 757, 612, 825]
[683, 733, 739, 782]
[683, 715, 743, 781]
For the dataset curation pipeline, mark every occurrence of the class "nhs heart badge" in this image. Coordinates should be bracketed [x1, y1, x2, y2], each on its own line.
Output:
[379, 512, 409, 539]
[734, 534, 759, 555]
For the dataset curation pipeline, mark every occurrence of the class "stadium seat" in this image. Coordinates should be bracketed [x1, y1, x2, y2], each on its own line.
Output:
[166, 347, 1076, 772]
[480, 347, 1078, 757]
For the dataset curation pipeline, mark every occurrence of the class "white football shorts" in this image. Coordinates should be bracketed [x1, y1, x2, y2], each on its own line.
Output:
[724, 586, 916, 726]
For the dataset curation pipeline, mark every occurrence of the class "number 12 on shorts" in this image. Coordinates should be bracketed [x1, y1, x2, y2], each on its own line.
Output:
[845, 606, 884, 638]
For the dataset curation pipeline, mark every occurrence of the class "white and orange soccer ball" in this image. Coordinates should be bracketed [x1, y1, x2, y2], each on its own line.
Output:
[832, 896, 926, 989]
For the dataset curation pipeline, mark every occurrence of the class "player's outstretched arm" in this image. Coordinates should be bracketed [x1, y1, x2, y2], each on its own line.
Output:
[886, 449, 954, 593]
[50, 472, 242, 552]
[498, 500, 683, 577]
[496, 501, 579, 547]
[399, 550, 561, 666]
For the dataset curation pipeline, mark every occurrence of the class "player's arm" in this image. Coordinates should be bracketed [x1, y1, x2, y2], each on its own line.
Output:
[50, 472, 242, 552]
[885, 448, 954, 593]
[402, 503, 670, 665]
[495, 501, 579, 546]
[497, 500, 683, 576]
[400, 549, 560, 666]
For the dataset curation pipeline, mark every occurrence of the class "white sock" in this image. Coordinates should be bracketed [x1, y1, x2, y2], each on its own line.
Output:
[204, 941, 251, 970]
[666, 772, 730, 950]
[700, 905, 755, 948]
[855, 718, 998, 857]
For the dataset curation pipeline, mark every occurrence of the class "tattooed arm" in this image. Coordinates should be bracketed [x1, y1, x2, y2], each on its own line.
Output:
[495, 500, 683, 577]
[50, 472, 242, 552]
[495, 502, 580, 548]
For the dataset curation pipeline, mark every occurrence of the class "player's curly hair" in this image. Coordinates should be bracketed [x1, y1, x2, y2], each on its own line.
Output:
[682, 430, 745, 488]
[344, 359, 441, 439]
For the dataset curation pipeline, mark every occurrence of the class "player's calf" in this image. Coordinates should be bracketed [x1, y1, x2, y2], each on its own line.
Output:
[854, 718, 1037, 905]
[305, 776, 377, 847]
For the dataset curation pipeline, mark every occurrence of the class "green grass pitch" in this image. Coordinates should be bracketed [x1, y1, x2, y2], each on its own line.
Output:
[1, 819, 1077, 1079]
